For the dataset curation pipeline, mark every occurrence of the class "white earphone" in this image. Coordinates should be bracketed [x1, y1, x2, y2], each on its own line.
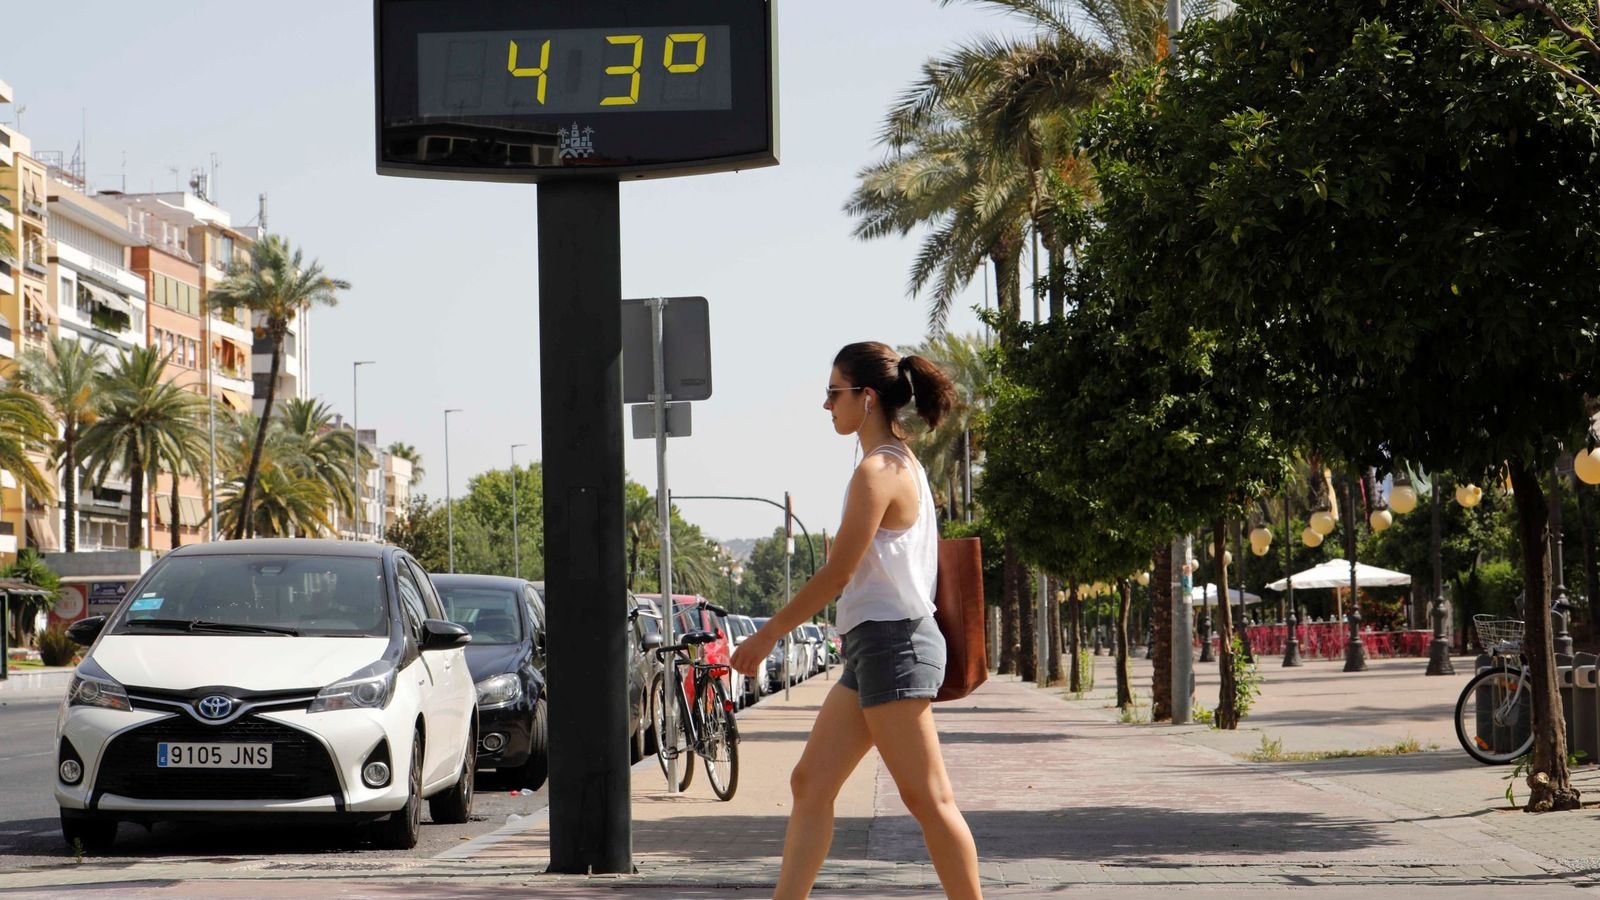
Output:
[865, 395, 872, 415]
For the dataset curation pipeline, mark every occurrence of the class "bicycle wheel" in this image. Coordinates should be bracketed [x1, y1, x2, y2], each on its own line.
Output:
[700, 679, 740, 801]
[1454, 666, 1534, 765]
[650, 673, 694, 791]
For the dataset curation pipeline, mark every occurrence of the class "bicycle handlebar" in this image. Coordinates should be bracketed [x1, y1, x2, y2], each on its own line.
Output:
[698, 599, 728, 617]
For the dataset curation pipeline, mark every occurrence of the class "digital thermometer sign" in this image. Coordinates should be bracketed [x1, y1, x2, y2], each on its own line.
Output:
[376, 1, 776, 181]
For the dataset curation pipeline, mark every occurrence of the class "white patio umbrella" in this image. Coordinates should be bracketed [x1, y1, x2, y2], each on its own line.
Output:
[1265, 558, 1411, 592]
[1189, 584, 1264, 607]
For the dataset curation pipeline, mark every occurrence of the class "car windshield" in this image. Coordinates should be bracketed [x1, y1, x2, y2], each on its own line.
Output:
[112, 554, 387, 637]
[438, 586, 523, 645]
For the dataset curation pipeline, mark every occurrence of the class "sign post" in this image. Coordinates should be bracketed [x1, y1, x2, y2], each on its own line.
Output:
[375, 0, 776, 875]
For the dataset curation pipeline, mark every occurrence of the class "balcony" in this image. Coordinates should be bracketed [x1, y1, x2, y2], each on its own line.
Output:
[21, 192, 46, 223]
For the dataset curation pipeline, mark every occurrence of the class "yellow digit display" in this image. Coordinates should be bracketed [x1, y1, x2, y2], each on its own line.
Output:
[601, 34, 644, 106]
[664, 33, 706, 73]
[507, 39, 551, 104]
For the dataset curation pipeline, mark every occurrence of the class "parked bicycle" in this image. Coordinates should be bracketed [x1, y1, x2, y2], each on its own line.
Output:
[650, 599, 740, 800]
[1453, 613, 1538, 765]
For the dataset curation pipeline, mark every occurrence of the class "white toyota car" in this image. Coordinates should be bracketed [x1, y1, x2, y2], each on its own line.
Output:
[54, 540, 478, 852]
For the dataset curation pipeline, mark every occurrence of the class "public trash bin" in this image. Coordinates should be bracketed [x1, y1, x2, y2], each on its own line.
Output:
[1571, 653, 1598, 767]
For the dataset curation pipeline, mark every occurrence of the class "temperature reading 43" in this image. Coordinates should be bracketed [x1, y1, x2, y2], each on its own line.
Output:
[417, 26, 734, 118]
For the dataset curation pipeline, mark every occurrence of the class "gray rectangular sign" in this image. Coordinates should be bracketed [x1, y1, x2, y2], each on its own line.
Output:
[621, 297, 712, 403]
[630, 403, 692, 440]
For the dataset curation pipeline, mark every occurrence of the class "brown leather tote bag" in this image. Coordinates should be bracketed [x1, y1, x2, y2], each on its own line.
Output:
[933, 537, 987, 702]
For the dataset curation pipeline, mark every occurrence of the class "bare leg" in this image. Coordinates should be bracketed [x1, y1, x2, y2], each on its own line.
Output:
[863, 698, 982, 900]
[774, 681, 873, 900]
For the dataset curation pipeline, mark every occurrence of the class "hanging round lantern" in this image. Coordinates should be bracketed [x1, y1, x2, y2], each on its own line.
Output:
[1310, 509, 1336, 535]
[1135, 571, 1150, 587]
[1455, 484, 1482, 508]
[1249, 526, 1273, 553]
[1302, 527, 1323, 548]
[1388, 483, 1418, 515]
[1369, 508, 1393, 532]
[1575, 448, 1600, 486]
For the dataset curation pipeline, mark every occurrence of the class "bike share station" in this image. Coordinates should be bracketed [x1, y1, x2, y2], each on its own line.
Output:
[375, 0, 777, 873]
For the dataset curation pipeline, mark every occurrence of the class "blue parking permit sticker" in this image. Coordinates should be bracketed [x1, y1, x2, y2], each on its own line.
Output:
[129, 597, 163, 612]
[157, 743, 169, 767]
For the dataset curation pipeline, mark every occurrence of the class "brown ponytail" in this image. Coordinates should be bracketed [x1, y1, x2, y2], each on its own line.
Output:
[833, 341, 958, 437]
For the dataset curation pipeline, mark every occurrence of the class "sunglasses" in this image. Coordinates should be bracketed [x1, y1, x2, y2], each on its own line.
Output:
[825, 385, 866, 402]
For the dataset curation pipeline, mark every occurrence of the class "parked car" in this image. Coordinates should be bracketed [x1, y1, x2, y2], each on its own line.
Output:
[432, 574, 548, 789]
[639, 593, 735, 700]
[800, 623, 827, 674]
[54, 540, 477, 853]
[787, 626, 810, 682]
[751, 617, 787, 694]
[724, 614, 760, 706]
[533, 582, 656, 764]
[629, 595, 665, 755]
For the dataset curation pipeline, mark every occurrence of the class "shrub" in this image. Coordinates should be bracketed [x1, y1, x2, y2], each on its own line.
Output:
[36, 626, 77, 667]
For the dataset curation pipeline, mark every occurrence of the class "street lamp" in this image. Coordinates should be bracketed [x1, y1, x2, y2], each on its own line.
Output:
[511, 442, 527, 579]
[352, 361, 375, 540]
[444, 408, 462, 572]
[1337, 472, 1368, 672]
[1281, 494, 1303, 667]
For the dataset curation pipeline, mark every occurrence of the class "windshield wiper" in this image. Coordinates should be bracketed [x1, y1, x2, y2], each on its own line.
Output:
[124, 618, 299, 636]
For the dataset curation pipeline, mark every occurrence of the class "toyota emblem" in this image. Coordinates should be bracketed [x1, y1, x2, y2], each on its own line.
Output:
[196, 695, 235, 720]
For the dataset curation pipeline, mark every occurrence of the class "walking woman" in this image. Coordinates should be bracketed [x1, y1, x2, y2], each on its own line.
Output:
[730, 341, 983, 900]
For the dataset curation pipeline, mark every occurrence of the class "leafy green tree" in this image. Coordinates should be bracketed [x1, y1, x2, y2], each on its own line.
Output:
[1085, 0, 1600, 805]
[900, 332, 992, 521]
[212, 408, 335, 539]
[207, 235, 349, 538]
[276, 397, 368, 523]
[455, 463, 545, 578]
[385, 494, 451, 573]
[153, 397, 211, 548]
[78, 347, 204, 549]
[17, 338, 103, 551]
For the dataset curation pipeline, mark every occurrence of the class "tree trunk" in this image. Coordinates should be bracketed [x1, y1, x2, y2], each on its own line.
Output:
[1507, 462, 1581, 811]
[1213, 520, 1240, 730]
[1151, 542, 1173, 722]
[1116, 578, 1133, 708]
[127, 453, 144, 550]
[169, 468, 182, 549]
[1045, 576, 1063, 686]
[63, 430, 77, 552]
[1019, 563, 1037, 683]
[235, 328, 284, 539]
[1068, 583, 1083, 692]
[999, 545, 1020, 675]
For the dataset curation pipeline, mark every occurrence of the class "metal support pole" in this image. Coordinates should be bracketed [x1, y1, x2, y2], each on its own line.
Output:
[207, 344, 217, 542]
[1426, 478, 1455, 675]
[1342, 474, 1368, 672]
[539, 180, 629, 874]
[784, 490, 793, 701]
[1235, 520, 1252, 663]
[1282, 494, 1302, 666]
[511, 443, 527, 580]
[444, 408, 461, 572]
[650, 296, 679, 794]
[1171, 535, 1193, 723]
[1551, 463, 1574, 660]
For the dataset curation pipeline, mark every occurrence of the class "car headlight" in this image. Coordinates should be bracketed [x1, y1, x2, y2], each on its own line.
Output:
[67, 658, 131, 712]
[308, 661, 397, 713]
[475, 673, 523, 709]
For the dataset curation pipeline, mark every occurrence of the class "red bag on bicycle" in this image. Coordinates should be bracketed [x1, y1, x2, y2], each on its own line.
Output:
[933, 537, 987, 702]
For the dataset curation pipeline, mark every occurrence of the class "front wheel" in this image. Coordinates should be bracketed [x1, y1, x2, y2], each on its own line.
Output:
[701, 679, 740, 801]
[1455, 666, 1533, 765]
[428, 724, 475, 824]
[374, 733, 423, 849]
[650, 673, 693, 791]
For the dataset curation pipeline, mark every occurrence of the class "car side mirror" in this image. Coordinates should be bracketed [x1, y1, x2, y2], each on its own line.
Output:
[421, 618, 472, 651]
[67, 616, 106, 647]
[641, 631, 663, 651]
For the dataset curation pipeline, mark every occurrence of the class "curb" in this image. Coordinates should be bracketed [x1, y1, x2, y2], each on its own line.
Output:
[0, 668, 74, 698]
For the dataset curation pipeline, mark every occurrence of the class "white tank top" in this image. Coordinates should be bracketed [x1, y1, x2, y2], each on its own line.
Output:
[836, 445, 938, 634]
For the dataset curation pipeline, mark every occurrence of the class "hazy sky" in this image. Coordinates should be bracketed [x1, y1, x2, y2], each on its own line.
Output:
[5, 1, 1024, 545]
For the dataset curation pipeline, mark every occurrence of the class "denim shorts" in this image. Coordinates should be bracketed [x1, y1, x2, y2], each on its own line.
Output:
[839, 617, 946, 708]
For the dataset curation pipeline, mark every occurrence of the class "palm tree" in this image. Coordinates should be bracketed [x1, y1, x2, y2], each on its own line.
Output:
[624, 484, 658, 591]
[0, 383, 56, 507]
[18, 338, 104, 551]
[900, 332, 993, 520]
[207, 234, 349, 538]
[1, 547, 60, 646]
[277, 397, 368, 527]
[78, 347, 205, 549]
[154, 402, 212, 549]
[386, 441, 425, 487]
[216, 465, 333, 539]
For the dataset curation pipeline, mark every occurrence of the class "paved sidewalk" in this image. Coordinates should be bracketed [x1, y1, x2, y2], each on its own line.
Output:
[3, 654, 1598, 898]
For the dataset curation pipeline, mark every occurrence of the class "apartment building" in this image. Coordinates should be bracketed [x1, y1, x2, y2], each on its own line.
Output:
[45, 170, 150, 551]
[0, 78, 56, 563]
